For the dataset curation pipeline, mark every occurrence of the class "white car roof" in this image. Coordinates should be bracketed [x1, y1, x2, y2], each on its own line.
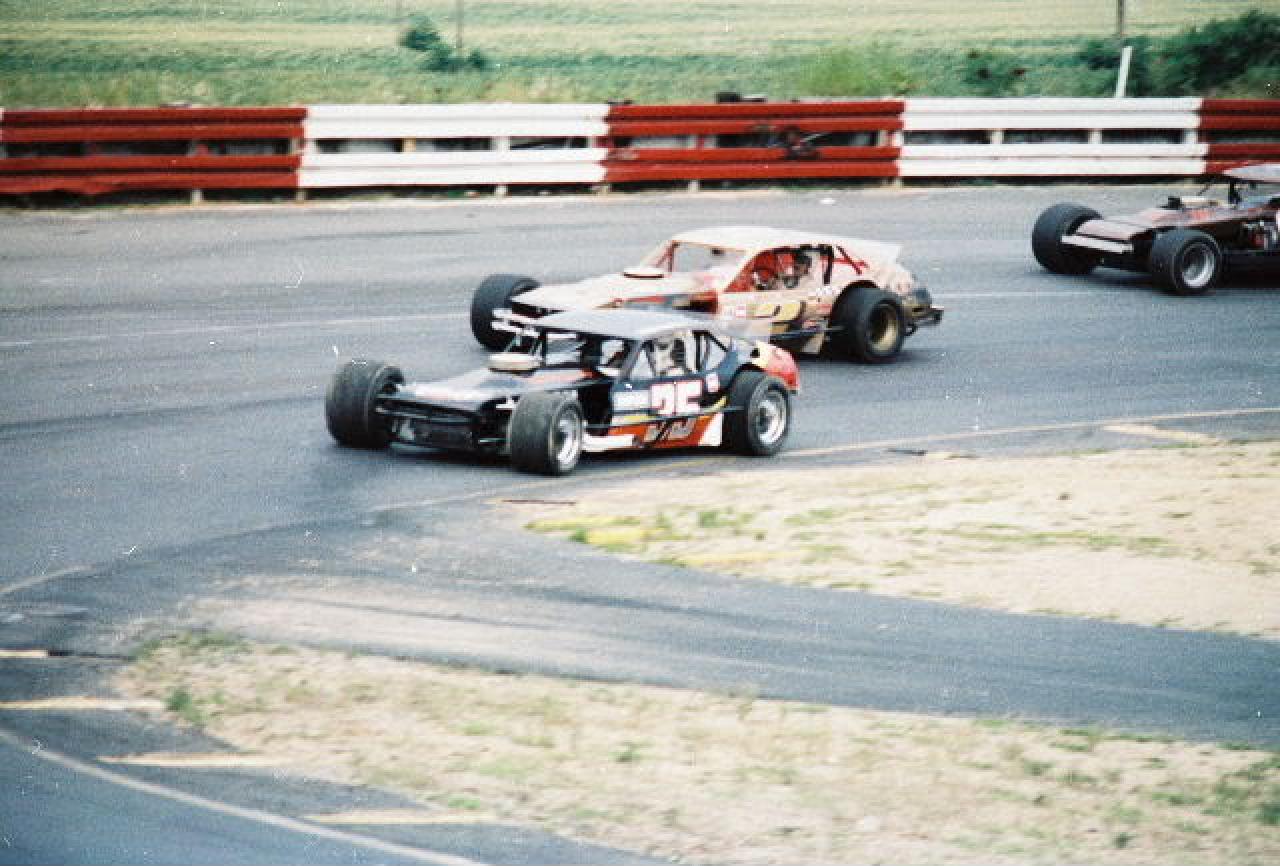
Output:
[538, 308, 708, 340]
[668, 225, 901, 262]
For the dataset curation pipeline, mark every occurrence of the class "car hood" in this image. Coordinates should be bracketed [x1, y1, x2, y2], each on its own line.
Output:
[514, 272, 707, 312]
[396, 366, 600, 411]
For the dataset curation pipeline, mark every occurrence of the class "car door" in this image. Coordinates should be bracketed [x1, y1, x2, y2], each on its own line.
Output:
[724, 248, 827, 339]
[610, 333, 719, 449]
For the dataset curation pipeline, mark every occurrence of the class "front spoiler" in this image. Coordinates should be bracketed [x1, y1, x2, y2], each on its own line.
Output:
[1064, 234, 1135, 256]
[910, 306, 944, 328]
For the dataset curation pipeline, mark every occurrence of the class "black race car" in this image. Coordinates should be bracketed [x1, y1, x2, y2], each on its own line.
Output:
[325, 309, 800, 475]
[1032, 163, 1280, 295]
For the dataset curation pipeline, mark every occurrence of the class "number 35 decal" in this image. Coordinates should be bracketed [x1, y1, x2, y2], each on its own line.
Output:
[651, 380, 702, 416]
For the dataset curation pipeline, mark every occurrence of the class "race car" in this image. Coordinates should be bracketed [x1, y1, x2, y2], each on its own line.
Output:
[1032, 163, 1280, 295]
[325, 308, 799, 476]
[469, 226, 942, 364]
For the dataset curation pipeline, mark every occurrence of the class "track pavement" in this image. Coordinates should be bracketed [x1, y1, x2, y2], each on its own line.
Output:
[1, 185, 1278, 863]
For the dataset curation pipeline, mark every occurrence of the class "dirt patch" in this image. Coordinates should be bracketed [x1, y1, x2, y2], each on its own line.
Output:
[113, 444, 1280, 863]
[119, 636, 1280, 865]
[516, 442, 1280, 639]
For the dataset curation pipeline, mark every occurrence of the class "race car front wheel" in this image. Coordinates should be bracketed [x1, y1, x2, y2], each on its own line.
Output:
[1149, 229, 1222, 296]
[1031, 203, 1101, 275]
[471, 274, 540, 350]
[830, 288, 906, 364]
[725, 371, 791, 457]
[325, 359, 403, 449]
[509, 392, 584, 476]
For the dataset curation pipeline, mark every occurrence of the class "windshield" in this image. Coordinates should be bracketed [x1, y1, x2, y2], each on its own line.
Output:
[642, 241, 745, 275]
[514, 330, 633, 370]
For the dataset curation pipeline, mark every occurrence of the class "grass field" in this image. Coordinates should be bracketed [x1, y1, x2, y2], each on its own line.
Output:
[0, 1, 1271, 106]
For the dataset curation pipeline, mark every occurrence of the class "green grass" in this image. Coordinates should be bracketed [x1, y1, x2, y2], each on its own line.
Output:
[1, 1, 1270, 106]
[164, 685, 205, 727]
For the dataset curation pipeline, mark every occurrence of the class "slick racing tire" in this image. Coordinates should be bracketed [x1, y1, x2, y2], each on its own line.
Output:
[830, 287, 907, 364]
[1149, 229, 1223, 296]
[724, 370, 791, 457]
[325, 359, 403, 449]
[471, 274, 540, 350]
[509, 392, 585, 476]
[1031, 203, 1101, 275]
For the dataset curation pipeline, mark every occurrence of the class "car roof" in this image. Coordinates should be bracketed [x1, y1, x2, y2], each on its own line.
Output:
[668, 225, 901, 261]
[536, 308, 714, 340]
[1224, 163, 1280, 184]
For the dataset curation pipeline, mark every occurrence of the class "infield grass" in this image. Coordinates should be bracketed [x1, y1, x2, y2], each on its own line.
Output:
[0, 0, 1267, 106]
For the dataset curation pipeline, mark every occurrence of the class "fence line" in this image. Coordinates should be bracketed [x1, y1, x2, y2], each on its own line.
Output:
[2, 100, 1278, 198]
[0, 107, 303, 197]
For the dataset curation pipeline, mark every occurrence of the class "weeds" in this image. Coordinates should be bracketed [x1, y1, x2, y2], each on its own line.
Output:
[165, 686, 204, 727]
[119, 638, 1280, 864]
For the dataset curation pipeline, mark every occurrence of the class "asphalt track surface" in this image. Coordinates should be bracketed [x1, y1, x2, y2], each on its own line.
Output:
[1, 185, 1278, 864]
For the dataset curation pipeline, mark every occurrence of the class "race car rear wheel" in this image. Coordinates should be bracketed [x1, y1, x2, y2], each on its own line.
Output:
[724, 371, 791, 457]
[471, 274, 540, 350]
[1149, 229, 1222, 296]
[509, 392, 584, 476]
[1032, 203, 1101, 275]
[325, 359, 403, 449]
[829, 287, 906, 364]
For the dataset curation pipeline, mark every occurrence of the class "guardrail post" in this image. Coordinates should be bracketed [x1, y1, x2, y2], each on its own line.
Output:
[293, 136, 307, 203]
[187, 139, 204, 205]
[494, 135, 510, 197]
[889, 128, 905, 187]
[686, 134, 701, 192]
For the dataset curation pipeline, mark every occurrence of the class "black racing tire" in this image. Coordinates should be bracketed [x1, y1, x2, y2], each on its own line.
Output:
[508, 391, 585, 476]
[829, 287, 907, 364]
[1148, 229, 1222, 296]
[471, 274, 539, 350]
[1031, 203, 1101, 275]
[723, 370, 791, 457]
[325, 359, 403, 449]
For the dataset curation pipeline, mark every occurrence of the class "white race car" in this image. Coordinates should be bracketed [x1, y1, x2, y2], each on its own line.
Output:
[470, 226, 942, 364]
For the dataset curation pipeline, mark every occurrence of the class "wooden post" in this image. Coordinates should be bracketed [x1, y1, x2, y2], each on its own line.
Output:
[455, 0, 465, 55]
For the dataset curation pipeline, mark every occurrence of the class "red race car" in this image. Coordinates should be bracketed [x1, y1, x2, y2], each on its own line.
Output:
[1033, 163, 1280, 295]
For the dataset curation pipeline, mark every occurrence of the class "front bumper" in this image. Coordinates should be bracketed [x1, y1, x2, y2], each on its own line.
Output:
[377, 398, 506, 453]
[905, 287, 943, 328]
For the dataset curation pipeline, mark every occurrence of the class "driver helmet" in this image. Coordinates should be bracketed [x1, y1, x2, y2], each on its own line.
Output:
[651, 333, 689, 375]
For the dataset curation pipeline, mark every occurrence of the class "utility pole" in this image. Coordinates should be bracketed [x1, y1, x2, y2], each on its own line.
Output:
[1116, 0, 1126, 39]
[456, 0, 465, 55]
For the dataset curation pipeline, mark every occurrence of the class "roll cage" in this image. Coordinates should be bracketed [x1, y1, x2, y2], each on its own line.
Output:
[641, 239, 861, 291]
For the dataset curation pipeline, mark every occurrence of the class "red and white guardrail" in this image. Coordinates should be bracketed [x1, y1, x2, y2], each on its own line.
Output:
[2, 99, 1277, 197]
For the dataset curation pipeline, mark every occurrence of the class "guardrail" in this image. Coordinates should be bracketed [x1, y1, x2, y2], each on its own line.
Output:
[602, 101, 902, 183]
[897, 98, 1207, 177]
[2, 100, 1278, 198]
[0, 107, 303, 197]
[1200, 99, 1280, 174]
[300, 104, 608, 189]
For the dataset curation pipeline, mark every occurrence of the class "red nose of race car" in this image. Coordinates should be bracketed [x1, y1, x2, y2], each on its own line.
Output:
[764, 344, 800, 392]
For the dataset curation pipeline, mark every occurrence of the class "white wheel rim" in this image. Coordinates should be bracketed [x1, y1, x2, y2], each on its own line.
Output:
[755, 390, 788, 445]
[1180, 244, 1216, 288]
[553, 411, 583, 467]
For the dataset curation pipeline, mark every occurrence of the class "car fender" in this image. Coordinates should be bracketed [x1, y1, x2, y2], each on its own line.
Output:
[748, 342, 800, 392]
